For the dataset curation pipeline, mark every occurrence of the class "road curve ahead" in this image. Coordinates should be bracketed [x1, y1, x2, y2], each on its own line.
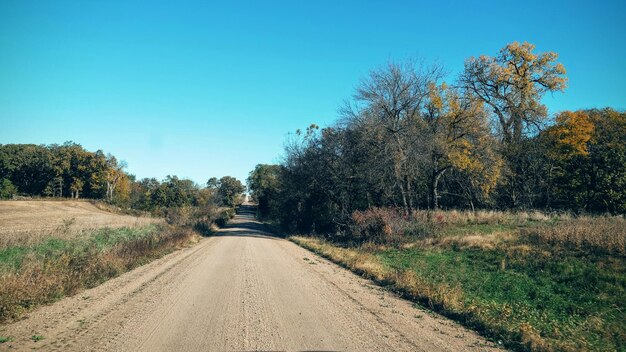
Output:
[0, 206, 500, 352]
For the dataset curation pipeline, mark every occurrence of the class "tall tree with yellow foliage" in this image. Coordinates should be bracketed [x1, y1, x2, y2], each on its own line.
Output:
[422, 82, 501, 209]
[461, 42, 568, 207]
[461, 42, 567, 143]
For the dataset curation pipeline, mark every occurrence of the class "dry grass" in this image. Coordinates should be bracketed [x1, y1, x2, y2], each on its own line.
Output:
[0, 225, 199, 322]
[525, 216, 626, 255]
[0, 200, 161, 248]
[349, 206, 626, 256]
[409, 209, 554, 226]
[0, 200, 209, 322]
[347, 207, 558, 245]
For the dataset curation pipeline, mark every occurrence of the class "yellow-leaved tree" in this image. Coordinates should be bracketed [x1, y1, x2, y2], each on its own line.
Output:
[460, 42, 568, 207]
[546, 111, 595, 158]
[422, 82, 502, 209]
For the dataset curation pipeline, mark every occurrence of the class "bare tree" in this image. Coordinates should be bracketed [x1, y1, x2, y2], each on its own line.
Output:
[342, 61, 444, 213]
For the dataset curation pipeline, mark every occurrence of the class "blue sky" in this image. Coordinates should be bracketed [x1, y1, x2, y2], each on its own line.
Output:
[1, 0, 625, 185]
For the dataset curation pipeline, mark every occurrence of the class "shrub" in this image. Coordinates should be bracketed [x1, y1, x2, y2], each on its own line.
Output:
[349, 208, 432, 244]
[164, 206, 191, 226]
[350, 208, 394, 243]
[163, 205, 224, 230]
[0, 179, 17, 199]
[215, 209, 235, 227]
[193, 220, 213, 235]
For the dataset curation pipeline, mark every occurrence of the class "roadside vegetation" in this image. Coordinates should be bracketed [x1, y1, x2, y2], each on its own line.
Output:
[0, 224, 194, 321]
[291, 211, 625, 351]
[0, 143, 246, 322]
[0, 199, 238, 323]
[249, 41, 626, 351]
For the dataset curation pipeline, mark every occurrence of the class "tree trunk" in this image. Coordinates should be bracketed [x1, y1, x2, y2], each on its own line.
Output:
[398, 182, 409, 215]
[405, 176, 413, 213]
[546, 164, 554, 210]
[431, 169, 447, 210]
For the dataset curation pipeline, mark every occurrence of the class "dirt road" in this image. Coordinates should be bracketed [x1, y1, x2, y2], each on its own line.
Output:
[0, 207, 500, 351]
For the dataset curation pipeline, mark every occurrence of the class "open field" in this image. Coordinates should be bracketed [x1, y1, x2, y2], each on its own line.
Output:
[291, 211, 626, 351]
[0, 200, 161, 248]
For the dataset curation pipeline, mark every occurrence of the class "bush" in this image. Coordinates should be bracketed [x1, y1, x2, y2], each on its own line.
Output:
[0, 178, 17, 199]
[350, 208, 394, 243]
[162, 205, 225, 231]
[215, 208, 235, 227]
[193, 220, 213, 235]
[164, 206, 194, 226]
[349, 208, 432, 244]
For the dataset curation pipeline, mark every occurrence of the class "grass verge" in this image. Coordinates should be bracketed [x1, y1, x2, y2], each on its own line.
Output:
[0, 224, 199, 322]
[290, 232, 626, 352]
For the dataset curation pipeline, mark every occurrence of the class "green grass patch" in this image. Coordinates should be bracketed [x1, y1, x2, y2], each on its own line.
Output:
[291, 228, 626, 351]
[0, 247, 27, 271]
[379, 247, 625, 350]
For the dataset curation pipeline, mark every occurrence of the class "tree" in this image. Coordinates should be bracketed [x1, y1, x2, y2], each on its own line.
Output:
[422, 82, 502, 209]
[69, 178, 84, 198]
[545, 111, 595, 158]
[150, 176, 199, 208]
[540, 111, 594, 208]
[206, 177, 219, 190]
[538, 109, 625, 213]
[461, 42, 567, 144]
[0, 144, 55, 195]
[0, 178, 17, 199]
[247, 164, 283, 218]
[460, 42, 568, 208]
[588, 109, 626, 213]
[114, 172, 131, 205]
[217, 176, 245, 207]
[105, 155, 127, 202]
[343, 61, 444, 213]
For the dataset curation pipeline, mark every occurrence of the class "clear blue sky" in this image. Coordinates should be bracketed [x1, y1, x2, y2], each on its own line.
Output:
[1, 0, 625, 185]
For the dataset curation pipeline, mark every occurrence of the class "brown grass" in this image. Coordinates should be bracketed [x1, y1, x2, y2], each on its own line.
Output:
[0, 225, 199, 322]
[410, 209, 553, 226]
[0, 200, 161, 248]
[525, 216, 626, 255]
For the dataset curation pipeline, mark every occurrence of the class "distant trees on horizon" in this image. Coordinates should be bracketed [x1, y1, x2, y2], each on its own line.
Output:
[0, 142, 246, 211]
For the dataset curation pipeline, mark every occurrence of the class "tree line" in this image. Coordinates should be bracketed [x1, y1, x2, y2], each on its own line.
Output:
[0, 142, 245, 211]
[248, 42, 626, 234]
